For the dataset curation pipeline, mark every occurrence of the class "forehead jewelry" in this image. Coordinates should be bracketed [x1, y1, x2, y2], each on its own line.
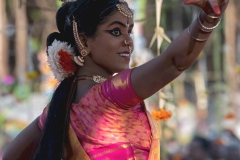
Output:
[126, 20, 130, 28]
[116, 0, 133, 18]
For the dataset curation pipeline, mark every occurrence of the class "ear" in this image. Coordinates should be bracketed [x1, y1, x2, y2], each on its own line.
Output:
[78, 33, 87, 47]
[78, 33, 91, 53]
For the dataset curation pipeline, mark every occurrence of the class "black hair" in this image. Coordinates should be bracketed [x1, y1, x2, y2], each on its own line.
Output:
[56, 0, 132, 56]
[33, 0, 132, 159]
[33, 76, 77, 160]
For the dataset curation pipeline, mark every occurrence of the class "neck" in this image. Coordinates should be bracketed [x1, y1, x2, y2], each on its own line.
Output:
[76, 57, 112, 79]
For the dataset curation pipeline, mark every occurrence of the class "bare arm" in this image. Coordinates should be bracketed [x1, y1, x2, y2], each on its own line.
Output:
[131, 0, 229, 99]
[2, 117, 42, 160]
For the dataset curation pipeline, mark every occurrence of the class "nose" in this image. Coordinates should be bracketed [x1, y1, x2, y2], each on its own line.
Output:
[123, 39, 133, 53]
[123, 39, 133, 47]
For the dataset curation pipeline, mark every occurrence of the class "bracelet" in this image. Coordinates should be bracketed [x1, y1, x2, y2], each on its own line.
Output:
[187, 27, 208, 42]
[197, 11, 221, 32]
[200, 10, 220, 19]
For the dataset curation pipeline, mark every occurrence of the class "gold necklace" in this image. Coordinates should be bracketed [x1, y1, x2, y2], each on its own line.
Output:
[76, 75, 107, 83]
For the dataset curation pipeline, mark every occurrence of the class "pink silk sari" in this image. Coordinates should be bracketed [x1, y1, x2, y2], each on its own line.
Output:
[38, 69, 161, 160]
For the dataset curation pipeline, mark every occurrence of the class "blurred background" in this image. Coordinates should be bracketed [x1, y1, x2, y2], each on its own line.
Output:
[0, 0, 240, 159]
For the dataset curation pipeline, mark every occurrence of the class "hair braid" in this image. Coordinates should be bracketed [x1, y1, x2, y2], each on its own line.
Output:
[33, 76, 77, 160]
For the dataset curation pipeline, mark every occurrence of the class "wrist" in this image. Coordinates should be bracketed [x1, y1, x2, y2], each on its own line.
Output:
[199, 10, 221, 25]
[198, 10, 221, 32]
[186, 10, 222, 42]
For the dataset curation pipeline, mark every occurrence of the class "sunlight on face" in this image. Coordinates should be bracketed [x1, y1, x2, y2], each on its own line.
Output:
[87, 11, 134, 74]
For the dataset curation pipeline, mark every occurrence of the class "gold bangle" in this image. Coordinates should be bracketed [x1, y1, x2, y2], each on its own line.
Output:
[201, 10, 220, 19]
[187, 27, 208, 42]
[198, 11, 221, 32]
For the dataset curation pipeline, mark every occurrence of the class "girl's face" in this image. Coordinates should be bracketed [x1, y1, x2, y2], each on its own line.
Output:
[86, 11, 134, 75]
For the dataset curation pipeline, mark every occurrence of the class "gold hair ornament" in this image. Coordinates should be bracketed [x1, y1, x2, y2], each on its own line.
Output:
[72, 16, 89, 66]
[116, 0, 133, 18]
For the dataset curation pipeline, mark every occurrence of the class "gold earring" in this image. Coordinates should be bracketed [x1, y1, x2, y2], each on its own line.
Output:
[73, 48, 89, 66]
[74, 56, 84, 66]
[81, 49, 88, 57]
[73, 16, 89, 66]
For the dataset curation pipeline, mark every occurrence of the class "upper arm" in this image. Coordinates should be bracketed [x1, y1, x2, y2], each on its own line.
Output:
[2, 117, 42, 160]
[131, 52, 182, 99]
[131, 27, 207, 99]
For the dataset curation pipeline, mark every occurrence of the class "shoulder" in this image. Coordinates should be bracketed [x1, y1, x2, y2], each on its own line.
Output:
[74, 80, 98, 104]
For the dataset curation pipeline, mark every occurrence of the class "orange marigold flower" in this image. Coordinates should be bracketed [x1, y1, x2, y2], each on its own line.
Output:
[47, 78, 59, 87]
[151, 108, 172, 121]
[224, 113, 236, 120]
[58, 50, 77, 72]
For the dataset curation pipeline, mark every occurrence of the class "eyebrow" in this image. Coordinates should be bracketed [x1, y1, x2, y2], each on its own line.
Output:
[107, 21, 134, 28]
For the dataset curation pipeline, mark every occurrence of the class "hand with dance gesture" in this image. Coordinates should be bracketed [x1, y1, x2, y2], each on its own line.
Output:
[184, 0, 229, 17]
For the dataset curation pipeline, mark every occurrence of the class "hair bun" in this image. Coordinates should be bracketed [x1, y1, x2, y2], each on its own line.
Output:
[46, 32, 65, 51]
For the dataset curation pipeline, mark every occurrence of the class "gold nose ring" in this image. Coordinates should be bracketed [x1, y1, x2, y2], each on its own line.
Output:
[128, 46, 132, 53]
[124, 40, 127, 45]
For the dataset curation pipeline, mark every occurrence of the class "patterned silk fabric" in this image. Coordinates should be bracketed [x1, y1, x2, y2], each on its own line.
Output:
[70, 69, 152, 159]
[38, 69, 161, 159]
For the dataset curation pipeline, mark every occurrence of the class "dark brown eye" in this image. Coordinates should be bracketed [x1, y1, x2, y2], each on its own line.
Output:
[106, 28, 121, 37]
[112, 29, 121, 36]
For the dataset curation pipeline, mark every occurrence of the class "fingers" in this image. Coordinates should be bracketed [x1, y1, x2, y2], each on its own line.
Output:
[184, 0, 204, 5]
[184, 0, 194, 5]
[218, 0, 229, 12]
[207, 0, 221, 15]
[184, 0, 227, 15]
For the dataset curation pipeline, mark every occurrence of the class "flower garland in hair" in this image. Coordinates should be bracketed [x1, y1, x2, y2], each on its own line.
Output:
[47, 39, 77, 81]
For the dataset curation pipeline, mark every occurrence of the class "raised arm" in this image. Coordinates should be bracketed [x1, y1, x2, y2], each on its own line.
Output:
[2, 117, 41, 160]
[131, 0, 229, 99]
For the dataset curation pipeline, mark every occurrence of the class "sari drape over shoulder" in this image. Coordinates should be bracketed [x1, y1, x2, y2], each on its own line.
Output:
[38, 69, 161, 160]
